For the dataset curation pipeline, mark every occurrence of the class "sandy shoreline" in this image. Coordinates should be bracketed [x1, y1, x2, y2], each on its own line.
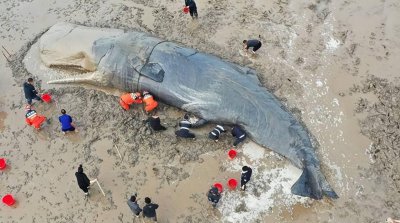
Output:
[1, 0, 400, 222]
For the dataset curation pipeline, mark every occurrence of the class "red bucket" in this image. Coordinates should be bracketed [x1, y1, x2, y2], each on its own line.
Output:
[228, 178, 238, 190]
[213, 183, 223, 193]
[0, 158, 6, 170]
[41, 93, 52, 103]
[228, 149, 237, 159]
[2, 194, 15, 206]
[183, 6, 189, 14]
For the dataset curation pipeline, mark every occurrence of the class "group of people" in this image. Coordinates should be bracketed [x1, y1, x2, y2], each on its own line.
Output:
[207, 165, 253, 208]
[23, 78, 77, 133]
[183, 1, 263, 56]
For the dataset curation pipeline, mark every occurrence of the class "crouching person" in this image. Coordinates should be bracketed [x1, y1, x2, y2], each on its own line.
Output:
[208, 125, 226, 142]
[120, 92, 142, 110]
[175, 114, 195, 139]
[25, 105, 46, 130]
[207, 186, 221, 208]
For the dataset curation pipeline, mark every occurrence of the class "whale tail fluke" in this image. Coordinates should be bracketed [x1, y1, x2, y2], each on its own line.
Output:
[291, 165, 339, 200]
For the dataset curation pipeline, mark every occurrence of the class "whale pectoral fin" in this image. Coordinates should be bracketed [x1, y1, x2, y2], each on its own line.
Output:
[291, 166, 339, 200]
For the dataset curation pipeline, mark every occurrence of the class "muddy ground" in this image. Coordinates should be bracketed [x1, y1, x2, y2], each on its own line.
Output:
[1, 0, 400, 222]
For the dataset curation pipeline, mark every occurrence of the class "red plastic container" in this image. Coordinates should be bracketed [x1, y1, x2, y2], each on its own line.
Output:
[41, 93, 52, 103]
[0, 158, 6, 170]
[228, 178, 238, 190]
[213, 183, 223, 193]
[2, 194, 15, 206]
[228, 149, 237, 159]
[183, 6, 189, 14]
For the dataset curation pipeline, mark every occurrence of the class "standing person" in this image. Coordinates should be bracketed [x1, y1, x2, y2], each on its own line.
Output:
[146, 113, 167, 131]
[142, 91, 158, 113]
[242, 39, 262, 56]
[185, 0, 198, 19]
[240, 166, 253, 191]
[208, 125, 226, 142]
[23, 77, 42, 105]
[127, 194, 142, 218]
[75, 164, 95, 197]
[142, 197, 159, 222]
[59, 109, 77, 134]
[175, 114, 195, 139]
[25, 105, 46, 130]
[231, 125, 247, 147]
[119, 92, 142, 110]
[207, 186, 221, 208]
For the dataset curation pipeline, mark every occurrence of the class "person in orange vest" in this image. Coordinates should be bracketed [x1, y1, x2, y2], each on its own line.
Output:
[119, 92, 143, 111]
[25, 105, 47, 130]
[142, 91, 158, 113]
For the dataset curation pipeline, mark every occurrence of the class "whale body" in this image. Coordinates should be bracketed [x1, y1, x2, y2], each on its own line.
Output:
[38, 22, 338, 200]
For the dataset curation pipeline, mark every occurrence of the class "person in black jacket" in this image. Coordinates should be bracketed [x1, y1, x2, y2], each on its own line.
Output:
[175, 114, 196, 139]
[23, 78, 42, 105]
[231, 125, 247, 147]
[240, 166, 253, 191]
[185, 0, 198, 19]
[207, 186, 221, 208]
[146, 114, 167, 131]
[142, 197, 159, 222]
[75, 165, 94, 196]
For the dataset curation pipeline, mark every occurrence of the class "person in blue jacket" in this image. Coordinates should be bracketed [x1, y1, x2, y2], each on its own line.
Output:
[240, 166, 253, 191]
[231, 125, 247, 147]
[59, 109, 77, 134]
[142, 197, 159, 222]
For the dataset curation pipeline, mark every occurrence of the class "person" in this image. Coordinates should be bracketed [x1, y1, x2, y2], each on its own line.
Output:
[207, 186, 221, 208]
[208, 125, 226, 142]
[142, 91, 158, 113]
[146, 114, 167, 131]
[242, 39, 262, 55]
[75, 164, 95, 197]
[185, 0, 198, 19]
[119, 92, 142, 110]
[23, 78, 42, 105]
[240, 166, 253, 191]
[25, 105, 46, 130]
[387, 218, 400, 223]
[231, 125, 247, 147]
[142, 197, 159, 222]
[175, 114, 195, 139]
[59, 109, 77, 134]
[127, 194, 142, 218]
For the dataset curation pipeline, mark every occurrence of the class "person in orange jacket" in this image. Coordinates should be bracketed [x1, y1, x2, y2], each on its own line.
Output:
[25, 105, 46, 130]
[120, 92, 143, 110]
[142, 91, 158, 113]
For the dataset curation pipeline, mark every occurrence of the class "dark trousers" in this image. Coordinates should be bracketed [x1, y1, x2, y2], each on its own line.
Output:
[241, 179, 248, 190]
[62, 126, 75, 132]
[233, 135, 246, 146]
[189, 6, 198, 18]
[175, 129, 195, 138]
[26, 95, 42, 105]
[253, 42, 262, 52]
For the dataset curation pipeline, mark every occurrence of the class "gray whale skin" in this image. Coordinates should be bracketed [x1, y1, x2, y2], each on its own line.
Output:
[40, 22, 338, 200]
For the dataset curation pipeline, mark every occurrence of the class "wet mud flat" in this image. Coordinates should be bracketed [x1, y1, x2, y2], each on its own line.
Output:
[1, 0, 400, 222]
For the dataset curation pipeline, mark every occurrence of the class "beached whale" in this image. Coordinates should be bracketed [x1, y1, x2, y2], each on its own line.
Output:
[37, 22, 338, 200]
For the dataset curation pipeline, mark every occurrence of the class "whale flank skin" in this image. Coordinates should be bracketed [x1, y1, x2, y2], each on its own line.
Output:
[40, 22, 338, 200]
